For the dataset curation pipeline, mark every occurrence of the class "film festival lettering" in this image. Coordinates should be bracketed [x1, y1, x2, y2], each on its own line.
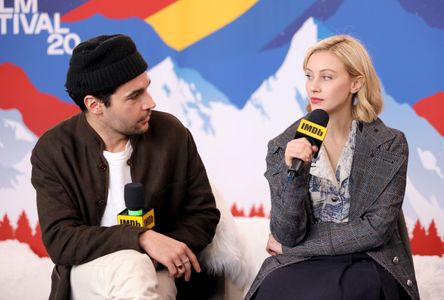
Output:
[0, 0, 80, 55]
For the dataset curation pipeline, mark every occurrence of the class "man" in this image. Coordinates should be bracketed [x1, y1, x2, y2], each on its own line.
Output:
[31, 34, 220, 299]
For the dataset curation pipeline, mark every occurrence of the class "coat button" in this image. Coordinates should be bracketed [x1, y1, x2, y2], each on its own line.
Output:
[97, 200, 105, 206]
[407, 279, 413, 287]
[98, 163, 107, 171]
[331, 197, 339, 202]
[392, 256, 399, 264]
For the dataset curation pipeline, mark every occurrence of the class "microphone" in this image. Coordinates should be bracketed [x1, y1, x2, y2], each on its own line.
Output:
[117, 182, 155, 228]
[288, 109, 329, 176]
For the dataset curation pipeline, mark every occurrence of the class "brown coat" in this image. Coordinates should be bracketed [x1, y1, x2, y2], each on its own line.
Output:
[31, 111, 220, 299]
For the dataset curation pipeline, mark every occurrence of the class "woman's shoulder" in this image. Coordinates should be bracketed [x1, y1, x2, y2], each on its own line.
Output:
[361, 118, 408, 154]
[372, 118, 404, 133]
[363, 118, 406, 140]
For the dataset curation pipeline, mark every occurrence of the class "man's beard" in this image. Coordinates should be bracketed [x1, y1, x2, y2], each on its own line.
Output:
[122, 123, 149, 136]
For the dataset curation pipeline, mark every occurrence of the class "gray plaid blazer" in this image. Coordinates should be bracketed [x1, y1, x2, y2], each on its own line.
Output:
[245, 118, 419, 300]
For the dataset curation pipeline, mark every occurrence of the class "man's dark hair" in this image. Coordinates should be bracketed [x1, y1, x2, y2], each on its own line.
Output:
[68, 86, 118, 112]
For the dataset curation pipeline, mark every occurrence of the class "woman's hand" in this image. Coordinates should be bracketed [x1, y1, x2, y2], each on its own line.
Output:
[266, 233, 283, 256]
[285, 137, 318, 167]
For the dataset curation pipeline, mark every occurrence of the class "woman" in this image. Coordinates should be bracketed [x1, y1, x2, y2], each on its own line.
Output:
[245, 35, 419, 300]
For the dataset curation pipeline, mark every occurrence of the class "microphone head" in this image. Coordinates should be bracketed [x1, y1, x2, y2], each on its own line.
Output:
[306, 109, 329, 127]
[295, 109, 329, 157]
[124, 183, 145, 211]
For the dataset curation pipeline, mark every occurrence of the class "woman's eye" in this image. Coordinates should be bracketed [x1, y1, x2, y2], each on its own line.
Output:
[322, 75, 332, 80]
[305, 74, 312, 80]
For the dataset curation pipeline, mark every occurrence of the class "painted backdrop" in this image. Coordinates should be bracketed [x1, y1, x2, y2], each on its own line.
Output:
[1, 0, 443, 299]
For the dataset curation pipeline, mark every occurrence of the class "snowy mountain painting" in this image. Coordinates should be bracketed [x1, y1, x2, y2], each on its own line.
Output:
[151, 18, 444, 236]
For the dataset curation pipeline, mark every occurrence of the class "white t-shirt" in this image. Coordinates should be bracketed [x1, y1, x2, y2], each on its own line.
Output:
[100, 141, 133, 226]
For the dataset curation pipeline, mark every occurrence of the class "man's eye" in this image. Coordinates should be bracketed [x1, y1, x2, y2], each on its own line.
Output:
[129, 93, 141, 100]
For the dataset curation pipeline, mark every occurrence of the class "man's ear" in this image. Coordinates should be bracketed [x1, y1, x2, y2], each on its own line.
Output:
[84, 95, 103, 115]
[351, 76, 364, 94]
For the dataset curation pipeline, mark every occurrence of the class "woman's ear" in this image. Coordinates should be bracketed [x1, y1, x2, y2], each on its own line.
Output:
[84, 95, 103, 114]
[351, 76, 364, 94]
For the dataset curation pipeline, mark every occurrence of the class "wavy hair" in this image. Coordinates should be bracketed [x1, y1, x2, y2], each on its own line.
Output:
[303, 35, 383, 122]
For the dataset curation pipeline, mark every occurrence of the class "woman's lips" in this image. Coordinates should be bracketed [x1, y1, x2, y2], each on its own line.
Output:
[310, 97, 323, 104]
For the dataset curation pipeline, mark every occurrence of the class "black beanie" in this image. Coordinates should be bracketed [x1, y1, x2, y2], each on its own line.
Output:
[65, 34, 148, 96]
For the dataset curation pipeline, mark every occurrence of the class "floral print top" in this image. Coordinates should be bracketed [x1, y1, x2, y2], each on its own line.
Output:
[309, 120, 357, 223]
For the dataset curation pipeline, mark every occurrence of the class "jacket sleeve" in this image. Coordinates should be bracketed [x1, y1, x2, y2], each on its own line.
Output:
[164, 129, 220, 254]
[266, 138, 311, 247]
[31, 145, 146, 266]
[282, 132, 409, 256]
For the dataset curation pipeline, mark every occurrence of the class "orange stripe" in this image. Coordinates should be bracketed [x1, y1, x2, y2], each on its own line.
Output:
[146, 0, 258, 51]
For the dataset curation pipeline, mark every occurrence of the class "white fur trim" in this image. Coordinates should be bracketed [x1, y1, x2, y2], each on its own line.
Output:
[199, 184, 256, 290]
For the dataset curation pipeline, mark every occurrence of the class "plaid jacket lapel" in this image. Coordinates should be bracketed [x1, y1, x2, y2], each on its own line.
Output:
[349, 119, 406, 220]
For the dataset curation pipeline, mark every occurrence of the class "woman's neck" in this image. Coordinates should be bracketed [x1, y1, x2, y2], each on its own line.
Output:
[325, 111, 353, 142]
[322, 112, 353, 172]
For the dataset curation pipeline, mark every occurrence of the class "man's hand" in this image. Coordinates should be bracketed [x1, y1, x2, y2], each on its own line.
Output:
[139, 230, 200, 281]
[266, 233, 283, 256]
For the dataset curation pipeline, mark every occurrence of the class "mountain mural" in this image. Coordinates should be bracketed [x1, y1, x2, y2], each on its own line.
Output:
[1, 17, 443, 236]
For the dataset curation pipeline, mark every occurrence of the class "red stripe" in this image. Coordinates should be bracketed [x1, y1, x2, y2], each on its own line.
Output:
[62, 0, 178, 22]
[0, 63, 79, 137]
[413, 92, 444, 136]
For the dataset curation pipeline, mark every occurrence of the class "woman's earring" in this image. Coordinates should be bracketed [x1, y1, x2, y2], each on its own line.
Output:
[352, 95, 359, 106]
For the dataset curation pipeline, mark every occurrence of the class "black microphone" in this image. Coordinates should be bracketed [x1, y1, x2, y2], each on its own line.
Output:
[117, 183, 155, 228]
[288, 109, 329, 176]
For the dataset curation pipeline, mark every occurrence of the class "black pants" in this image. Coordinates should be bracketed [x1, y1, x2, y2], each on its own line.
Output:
[255, 253, 409, 300]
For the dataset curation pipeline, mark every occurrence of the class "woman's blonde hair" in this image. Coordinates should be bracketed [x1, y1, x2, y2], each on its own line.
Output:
[303, 35, 383, 122]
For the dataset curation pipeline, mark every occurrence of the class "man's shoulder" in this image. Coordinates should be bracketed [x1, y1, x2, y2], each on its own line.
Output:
[151, 110, 182, 125]
[150, 110, 187, 134]
[33, 113, 85, 153]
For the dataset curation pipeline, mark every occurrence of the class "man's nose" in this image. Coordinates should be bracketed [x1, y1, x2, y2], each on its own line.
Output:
[142, 93, 156, 110]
